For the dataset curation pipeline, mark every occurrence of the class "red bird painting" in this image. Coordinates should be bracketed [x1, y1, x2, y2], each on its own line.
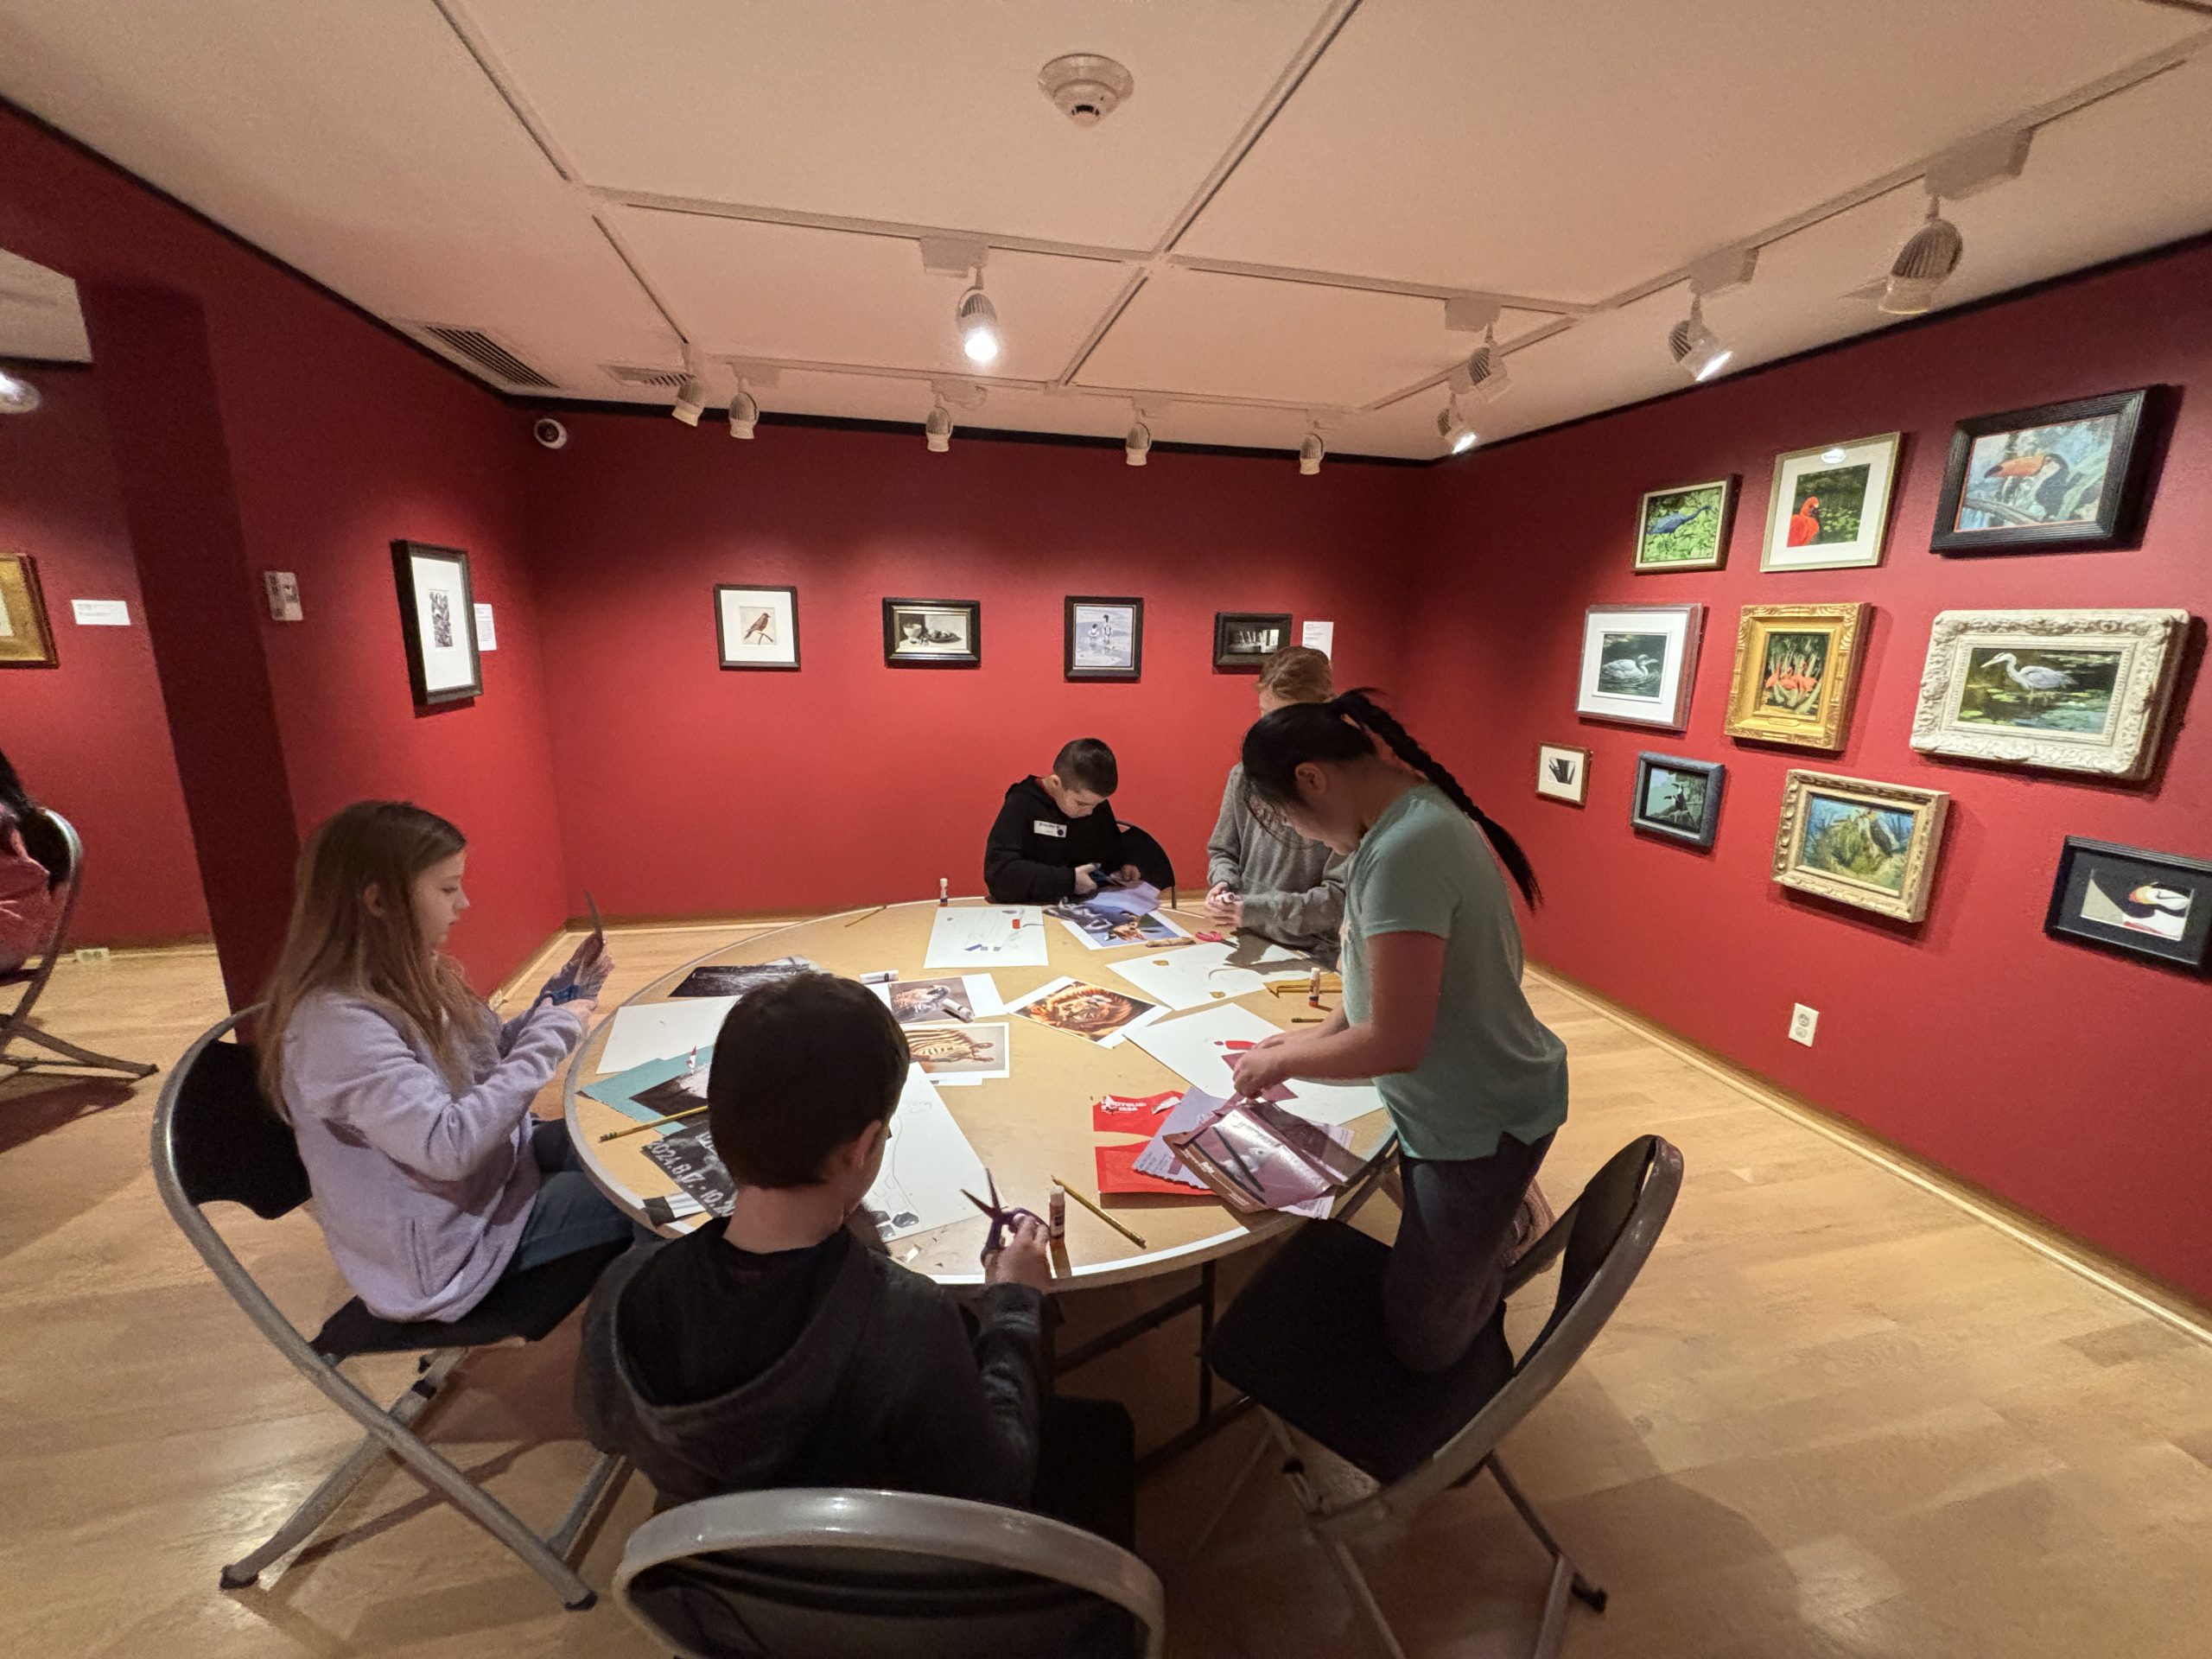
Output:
[1786, 495, 1821, 546]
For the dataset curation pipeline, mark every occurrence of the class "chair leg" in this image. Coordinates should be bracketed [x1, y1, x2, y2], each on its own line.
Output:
[1486, 1455, 1606, 1614]
[3, 1022, 157, 1079]
[1185, 1421, 1274, 1560]
[1319, 1535, 1408, 1659]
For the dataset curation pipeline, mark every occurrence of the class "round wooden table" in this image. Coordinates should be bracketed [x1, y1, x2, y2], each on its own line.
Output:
[563, 899, 1394, 1291]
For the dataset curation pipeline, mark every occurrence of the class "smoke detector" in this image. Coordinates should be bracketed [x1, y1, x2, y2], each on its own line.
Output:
[1039, 54, 1134, 126]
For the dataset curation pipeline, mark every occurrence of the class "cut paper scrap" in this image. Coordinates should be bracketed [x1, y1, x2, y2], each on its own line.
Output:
[1127, 1002, 1385, 1128]
[1096, 1140, 1214, 1197]
[924, 904, 1050, 969]
[596, 996, 737, 1073]
[870, 973, 1005, 1026]
[582, 1051, 713, 1132]
[1003, 975, 1169, 1049]
[1052, 906, 1192, 951]
[1132, 1087, 1227, 1189]
[1092, 1089, 1180, 1134]
[1081, 880, 1161, 918]
[865, 1065, 992, 1243]
[1109, 941, 1311, 1012]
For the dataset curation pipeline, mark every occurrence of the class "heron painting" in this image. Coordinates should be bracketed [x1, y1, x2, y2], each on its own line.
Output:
[1798, 795, 1916, 894]
[1634, 477, 1734, 570]
[1956, 645, 2121, 734]
[1775, 772, 1949, 922]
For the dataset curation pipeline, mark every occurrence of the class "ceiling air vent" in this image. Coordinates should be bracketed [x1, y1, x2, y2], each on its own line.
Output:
[411, 324, 556, 389]
[603, 363, 690, 389]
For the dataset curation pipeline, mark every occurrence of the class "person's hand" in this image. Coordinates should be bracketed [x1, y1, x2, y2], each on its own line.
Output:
[1205, 891, 1243, 925]
[1205, 881, 1234, 906]
[983, 1214, 1052, 1292]
[1231, 1038, 1297, 1098]
[1117, 863, 1144, 886]
[1072, 863, 1100, 897]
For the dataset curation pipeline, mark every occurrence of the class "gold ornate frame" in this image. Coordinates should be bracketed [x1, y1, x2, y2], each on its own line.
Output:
[1771, 770, 1950, 923]
[1724, 602, 1870, 751]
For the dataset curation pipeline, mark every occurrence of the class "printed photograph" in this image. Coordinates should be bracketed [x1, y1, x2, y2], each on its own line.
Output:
[1635, 478, 1732, 569]
[671, 957, 817, 999]
[892, 607, 969, 652]
[1214, 611, 1293, 668]
[1052, 899, 1186, 947]
[1955, 645, 2122, 736]
[629, 1058, 711, 1122]
[1071, 603, 1135, 666]
[1797, 794, 1916, 895]
[1780, 463, 1871, 549]
[640, 1122, 740, 1219]
[1758, 630, 1831, 715]
[1597, 631, 1669, 699]
[1639, 764, 1707, 830]
[1009, 980, 1161, 1045]
[1535, 744, 1589, 804]
[1955, 416, 2118, 533]
[2082, 871, 2192, 941]
[906, 1022, 1009, 1080]
[883, 596, 982, 666]
[887, 976, 979, 1025]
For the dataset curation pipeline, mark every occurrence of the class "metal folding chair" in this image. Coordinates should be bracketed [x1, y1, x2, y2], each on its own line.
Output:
[614, 1487, 1166, 1659]
[150, 1007, 631, 1607]
[1192, 1136, 1683, 1659]
[1, 808, 156, 1079]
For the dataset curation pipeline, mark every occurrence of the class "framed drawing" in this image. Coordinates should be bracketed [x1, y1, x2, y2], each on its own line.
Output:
[1630, 753, 1725, 848]
[2044, 837, 2212, 975]
[715, 584, 799, 670]
[883, 598, 980, 666]
[1633, 476, 1736, 572]
[1930, 388, 2155, 555]
[390, 540, 481, 706]
[0, 553, 58, 668]
[1723, 602, 1871, 751]
[1535, 744, 1590, 805]
[1574, 603, 1702, 730]
[1065, 596, 1143, 681]
[1908, 607, 2187, 782]
[1759, 433, 1902, 571]
[1772, 771, 1948, 923]
[1214, 612, 1291, 670]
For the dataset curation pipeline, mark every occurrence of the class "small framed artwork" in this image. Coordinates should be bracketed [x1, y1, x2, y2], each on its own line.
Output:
[1574, 603, 1703, 730]
[0, 553, 59, 668]
[390, 540, 481, 706]
[884, 598, 981, 667]
[1908, 607, 2188, 782]
[1723, 602, 1871, 752]
[1535, 744, 1590, 805]
[1065, 596, 1143, 681]
[1630, 753, 1725, 848]
[2044, 837, 2212, 975]
[1931, 388, 2155, 555]
[1772, 771, 1949, 924]
[1214, 612, 1291, 670]
[1633, 476, 1736, 572]
[1760, 433, 1903, 572]
[715, 584, 799, 670]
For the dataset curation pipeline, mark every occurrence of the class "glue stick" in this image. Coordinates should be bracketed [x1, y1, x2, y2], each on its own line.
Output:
[1048, 1187, 1067, 1241]
[938, 877, 950, 906]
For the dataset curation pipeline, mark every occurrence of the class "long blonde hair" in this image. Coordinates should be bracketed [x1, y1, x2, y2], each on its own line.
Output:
[1256, 645, 1333, 705]
[259, 802, 487, 1111]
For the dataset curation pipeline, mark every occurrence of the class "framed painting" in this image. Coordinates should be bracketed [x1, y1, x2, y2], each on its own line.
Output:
[883, 598, 981, 667]
[1630, 753, 1725, 848]
[715, 584, 799, 670]
[1930, 388, 2155, 555]
[1214, 612, 1291, 670]
[1908, 607, 2187, 782]
[2045, 837, 2212, 975]
[1065, 595, 1143, 681]
[1633, 476, 1736, 572]
[1760, 433, 1903, 571]
[1772, 771, 1949, 923]
[390, 540, 481, 706]
[1535, 744, 1590, 805]
[1574, 603, 1702, 731]
[1723, 602, 1871, 751]
[0, 553, 58, 668]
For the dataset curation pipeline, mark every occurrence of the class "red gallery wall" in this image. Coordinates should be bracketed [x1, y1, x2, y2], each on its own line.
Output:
[0, 365, 208, 945]
[525, 417, 1419, 919]
[1404, 239, 2212, 1301]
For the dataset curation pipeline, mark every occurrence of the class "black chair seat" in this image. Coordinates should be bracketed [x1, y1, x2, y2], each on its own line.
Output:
[1205, 1221, 1513, 1484]
[1114, 823, 1175, 893]
[312, 1239, 628, 1361]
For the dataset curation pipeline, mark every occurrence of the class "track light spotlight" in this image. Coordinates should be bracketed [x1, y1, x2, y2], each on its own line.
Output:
[1667, 296, 1732, 383]
[1463, 326, 1512, 404]
[669, 373, 708, 426]
[0, 367, 39, 415]
[727, 385, 760, 439]
[957, 283, 1001, 366]
[925, 398, 954, 453]
[1879, 198, 1965, 316]
[1298, 428, 1325, 476]
[1125, 421, 1152, 466]
[1437, 402, 1478, 455]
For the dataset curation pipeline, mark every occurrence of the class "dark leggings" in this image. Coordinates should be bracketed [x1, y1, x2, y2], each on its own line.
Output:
[504, 1120, 639, 1275]
[1384, 1131, 1554, 1374]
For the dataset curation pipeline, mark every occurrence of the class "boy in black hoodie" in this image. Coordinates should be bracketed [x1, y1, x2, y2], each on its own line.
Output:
[984, 737, 1141, 904]
[577, 975, 1145, 1531]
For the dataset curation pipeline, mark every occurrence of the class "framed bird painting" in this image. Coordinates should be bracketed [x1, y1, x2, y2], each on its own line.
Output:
[1930, 388, 2157, 555]
[1772, 771, 1949, 924]
[1723, 602, 1870, 752]
[1759, 434, 1902, 572]
[2044, 837, 2212, 975]
[1908, 607, 2189, 781]
[1573, 603, 1703, 731]
[1633, 477, 1736, 572]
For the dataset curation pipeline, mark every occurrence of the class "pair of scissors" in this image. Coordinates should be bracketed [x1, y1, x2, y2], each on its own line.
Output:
[960, 1168, 1044, 1255]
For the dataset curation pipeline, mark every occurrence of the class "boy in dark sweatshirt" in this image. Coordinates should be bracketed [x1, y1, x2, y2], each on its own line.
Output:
[984, 737, 1141, 904]
[576, 975, 1103, 1519]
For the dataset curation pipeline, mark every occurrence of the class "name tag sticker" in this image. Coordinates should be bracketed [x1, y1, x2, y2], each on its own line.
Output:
[1033, 820, 1067, 838]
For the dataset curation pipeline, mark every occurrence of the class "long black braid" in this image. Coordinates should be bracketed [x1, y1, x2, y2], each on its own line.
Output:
[1240, 687, 1541, 908]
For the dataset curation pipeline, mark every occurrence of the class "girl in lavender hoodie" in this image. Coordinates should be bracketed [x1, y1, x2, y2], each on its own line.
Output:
[258, 802, 632, 1323]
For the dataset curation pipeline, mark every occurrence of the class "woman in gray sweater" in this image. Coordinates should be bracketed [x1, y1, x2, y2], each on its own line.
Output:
[1205, 645, 1347, 966]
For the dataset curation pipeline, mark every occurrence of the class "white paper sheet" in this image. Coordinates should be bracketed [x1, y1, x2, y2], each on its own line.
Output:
[870, 973, 1006, 1024]
[1128, 1003, 1385, 1128]
[1109, 942, 1309, 1012]
[595, 996, 738, 1073]
[924, 905, 1050, 969]
[863, 1065, 990, 1242]
[1001, 975, 1169, 1050]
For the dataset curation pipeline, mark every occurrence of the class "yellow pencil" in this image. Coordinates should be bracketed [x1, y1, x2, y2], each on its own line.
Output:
[598, 1103, 708, 1141]
[1051, 1174, 1147, 1249]
[842, 904, 888, 927]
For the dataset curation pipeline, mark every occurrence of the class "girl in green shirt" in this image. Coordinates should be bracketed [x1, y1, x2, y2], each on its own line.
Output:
[1230, 690, 1567, 1372]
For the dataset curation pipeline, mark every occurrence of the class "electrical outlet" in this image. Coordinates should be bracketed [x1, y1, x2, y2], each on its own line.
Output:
[73, 946, 112, 965]
[1788, 1003, 1818, 1046]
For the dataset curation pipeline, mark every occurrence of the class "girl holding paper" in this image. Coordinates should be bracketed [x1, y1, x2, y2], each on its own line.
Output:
[1228, 692, 1564, 1374]
[259, 801, 633, 1322]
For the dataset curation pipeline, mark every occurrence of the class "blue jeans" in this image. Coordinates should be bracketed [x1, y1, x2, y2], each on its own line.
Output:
[505, 1121, 639, 1275]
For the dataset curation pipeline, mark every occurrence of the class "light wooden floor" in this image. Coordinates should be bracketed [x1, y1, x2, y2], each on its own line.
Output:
[3, 926, 2209, 1658]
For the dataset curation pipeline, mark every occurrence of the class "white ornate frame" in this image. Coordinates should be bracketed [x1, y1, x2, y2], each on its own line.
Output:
[1771, 770, 1950, 923]
[1908, 607, 2189, 782]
